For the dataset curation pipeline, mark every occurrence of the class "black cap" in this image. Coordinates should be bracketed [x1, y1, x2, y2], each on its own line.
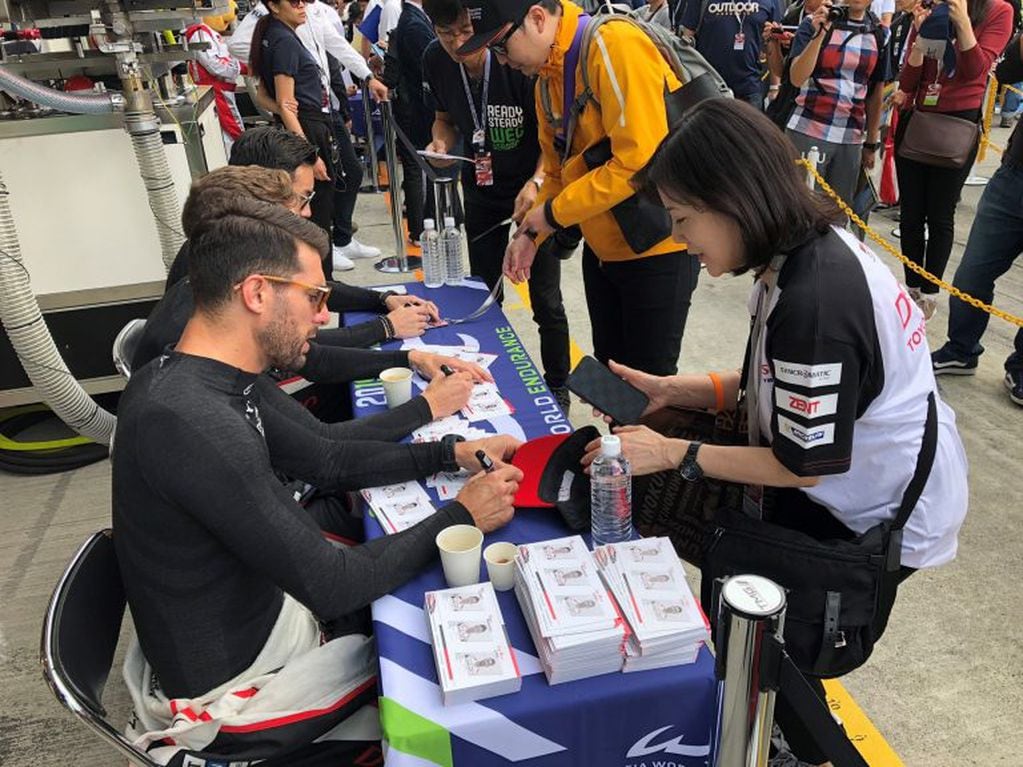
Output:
[457, 0, 534, 56]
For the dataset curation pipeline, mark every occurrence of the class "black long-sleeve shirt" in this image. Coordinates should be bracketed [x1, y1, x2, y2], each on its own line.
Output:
[113, 352, 470, 698]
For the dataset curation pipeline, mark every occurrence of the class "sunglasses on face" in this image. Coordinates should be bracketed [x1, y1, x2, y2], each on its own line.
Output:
[236, 274, 332, 313]
[488, 21, 520, 56]
[286, 0, 308, 8]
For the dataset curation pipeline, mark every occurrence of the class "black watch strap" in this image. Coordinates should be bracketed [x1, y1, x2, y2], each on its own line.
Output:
[679, 440, 704, 481]
[379, 289, 398, 309]
[441, 434, 466, 473]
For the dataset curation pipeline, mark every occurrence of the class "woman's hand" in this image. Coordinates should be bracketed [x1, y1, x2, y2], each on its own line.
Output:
[911, 0, 932, 31]
[581, 426, 684, 477]
[589, 360, 672, 423]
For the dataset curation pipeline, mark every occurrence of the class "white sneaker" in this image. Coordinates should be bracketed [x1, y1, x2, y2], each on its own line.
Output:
[334, 238, 381, 260]
[332, 249, 355, 272]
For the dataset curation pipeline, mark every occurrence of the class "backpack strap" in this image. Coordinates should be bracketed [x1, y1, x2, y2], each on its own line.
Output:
[885, 391, 937, 571]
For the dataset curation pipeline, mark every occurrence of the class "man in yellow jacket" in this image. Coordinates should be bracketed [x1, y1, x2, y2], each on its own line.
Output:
[457, 0, 699, 375]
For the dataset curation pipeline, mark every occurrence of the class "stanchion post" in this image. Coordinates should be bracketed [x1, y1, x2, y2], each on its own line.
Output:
[375, 100, 422, 273]
[713, 574, 787, 767]
[362, 88, 380, 193]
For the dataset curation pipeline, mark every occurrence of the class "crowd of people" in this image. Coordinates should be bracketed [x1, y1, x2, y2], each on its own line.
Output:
[110, 0, 1023, 763]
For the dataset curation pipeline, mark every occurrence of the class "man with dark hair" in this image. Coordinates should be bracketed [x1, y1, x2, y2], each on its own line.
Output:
[458, 0, 700, 377]
[421, 0, 571, 410]
[114, 195, 523, 764]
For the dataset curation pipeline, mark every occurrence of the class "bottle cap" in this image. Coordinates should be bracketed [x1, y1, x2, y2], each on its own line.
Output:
[600, 435, 621, 458]
[444, 216, 456, 228]
[423, 218, 435, 230]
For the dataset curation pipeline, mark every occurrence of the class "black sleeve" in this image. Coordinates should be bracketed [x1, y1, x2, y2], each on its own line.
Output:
[316, 320, 388, 348]
[327, 280, 389, 312]
[165, 242, 191, 289]
[764, 260, 880, 477]
[258, 383, 448, 489]
[257, 376, 432, 442]
[140, 403, 472, 624]
[327, 53, 352, 119]
[422, 43, 448, 113]
[299, 343, 410, 382]
[996, 33, 1023, 83]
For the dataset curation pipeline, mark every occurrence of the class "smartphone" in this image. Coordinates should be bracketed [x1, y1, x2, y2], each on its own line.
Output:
[566, 356, 650, 426]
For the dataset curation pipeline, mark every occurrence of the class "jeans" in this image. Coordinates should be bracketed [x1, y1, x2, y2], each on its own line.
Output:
[463, 200, 571, 387]
[943, 161, 1023, 371]
[581, 245, 699, 376]
[331, 114, 364, 247]
[1004, 82, 1023, 116]
[894, 108, 981, 295]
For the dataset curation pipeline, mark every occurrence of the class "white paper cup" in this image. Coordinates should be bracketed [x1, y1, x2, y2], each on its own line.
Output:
[380, 366, 413, 409]
[436, 524, 484, 587]
[484, 542, 518, 592]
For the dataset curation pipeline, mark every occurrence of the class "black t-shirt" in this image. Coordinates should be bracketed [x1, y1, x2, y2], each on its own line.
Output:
[259, 18, 326, 112]
[423, 43, 540, 206]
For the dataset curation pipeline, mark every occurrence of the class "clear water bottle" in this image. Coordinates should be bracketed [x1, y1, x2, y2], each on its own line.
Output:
[442, 216, 465, 285]
[590, 435, 633, 547]
[421, 218, 445, 288]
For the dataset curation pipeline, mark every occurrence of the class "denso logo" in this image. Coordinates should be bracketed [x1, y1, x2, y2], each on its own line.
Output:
[626, 726, 710, 759]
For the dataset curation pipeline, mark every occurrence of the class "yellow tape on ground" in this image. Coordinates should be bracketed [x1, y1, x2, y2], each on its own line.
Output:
[824, 679, 905, 767]
[508, 278, 585, 369]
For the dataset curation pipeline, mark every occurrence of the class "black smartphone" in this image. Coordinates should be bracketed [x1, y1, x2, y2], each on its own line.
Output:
[565, 356, 650, 426]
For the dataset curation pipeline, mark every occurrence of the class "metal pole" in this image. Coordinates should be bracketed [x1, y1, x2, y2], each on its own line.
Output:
[713, 574, 787, 767]
[362, 87, 380, 193]
[375, 99, 421, 273]
[433, 176, 452, 230]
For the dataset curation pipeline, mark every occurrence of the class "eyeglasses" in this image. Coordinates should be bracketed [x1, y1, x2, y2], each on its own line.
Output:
[286, 0, 308, 7]
[236, 274, 332, 313]
[435, 25, 475, 41]
[293, 188, 316, 209]
[488, 21, 520, 56]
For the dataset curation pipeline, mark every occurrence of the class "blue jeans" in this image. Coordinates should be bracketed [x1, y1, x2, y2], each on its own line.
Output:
[944, 161, 1023, 371]
[1004, 82, 1023, 116]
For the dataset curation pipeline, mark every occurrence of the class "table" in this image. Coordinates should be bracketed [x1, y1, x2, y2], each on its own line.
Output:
[348, 280, 718, 767]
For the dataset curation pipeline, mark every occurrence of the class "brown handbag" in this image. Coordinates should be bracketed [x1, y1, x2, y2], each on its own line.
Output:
[896, 109, 980, 169]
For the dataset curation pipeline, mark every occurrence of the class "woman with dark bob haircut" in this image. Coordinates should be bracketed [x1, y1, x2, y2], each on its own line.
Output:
[582, 100, 969, 766]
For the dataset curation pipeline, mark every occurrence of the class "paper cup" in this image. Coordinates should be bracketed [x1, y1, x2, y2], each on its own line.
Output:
[484, 542, 518, 592]
[436, 524, 484, 587]
[380, 366, 413, 409]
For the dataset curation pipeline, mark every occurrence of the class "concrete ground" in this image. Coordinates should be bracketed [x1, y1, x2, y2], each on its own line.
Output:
[2, 129, 1022, 766]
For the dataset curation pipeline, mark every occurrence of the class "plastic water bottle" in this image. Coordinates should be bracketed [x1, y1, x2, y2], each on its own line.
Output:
[421, 218, 445, 288]
[590, 435, 633, 547]
[442, 216, 465, 285]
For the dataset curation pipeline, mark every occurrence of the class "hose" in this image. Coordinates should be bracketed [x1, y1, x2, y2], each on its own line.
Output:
[0, 63, 124, 114]
[0, 174, 117, 445]
[0, 405, 108, 475]
[125, 109, 187, 270]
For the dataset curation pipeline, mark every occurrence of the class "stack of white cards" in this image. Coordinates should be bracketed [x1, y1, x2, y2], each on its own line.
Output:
[513, 535, 627, 685]
[402, 343, 499, 371]
[424, 582, 522, 705]
[462, 382, 514, 422]
[361, 482, 436, 534]
[410, 415, 490, 444]
[593, 538, 710, 672]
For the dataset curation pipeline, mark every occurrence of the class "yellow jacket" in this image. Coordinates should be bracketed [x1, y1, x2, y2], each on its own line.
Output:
[535, 0, 684, 262]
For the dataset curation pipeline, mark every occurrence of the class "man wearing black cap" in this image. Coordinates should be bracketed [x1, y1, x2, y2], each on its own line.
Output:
[456, 0, 700, 377]
[421, 0, 572, 411]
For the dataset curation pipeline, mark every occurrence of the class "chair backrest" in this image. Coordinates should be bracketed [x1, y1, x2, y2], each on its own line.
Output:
[112, 319, 147, 380]
[41, 530, 159, 767]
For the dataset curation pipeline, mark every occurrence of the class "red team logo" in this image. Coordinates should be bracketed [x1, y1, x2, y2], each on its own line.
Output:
[787, 394, 821, 415]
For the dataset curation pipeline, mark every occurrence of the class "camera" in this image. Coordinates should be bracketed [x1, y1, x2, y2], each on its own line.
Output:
[827, 3, 850, 22]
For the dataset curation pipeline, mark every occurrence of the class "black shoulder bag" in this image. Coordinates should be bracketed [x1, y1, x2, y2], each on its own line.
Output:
[701, 283, 939, 677]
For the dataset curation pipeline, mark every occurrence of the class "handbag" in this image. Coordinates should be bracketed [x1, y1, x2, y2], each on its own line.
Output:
[701, 392, 937, 678]
[896, 109, 979, 168]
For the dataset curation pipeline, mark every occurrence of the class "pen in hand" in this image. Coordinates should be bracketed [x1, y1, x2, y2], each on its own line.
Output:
[475, 449, 495, 473]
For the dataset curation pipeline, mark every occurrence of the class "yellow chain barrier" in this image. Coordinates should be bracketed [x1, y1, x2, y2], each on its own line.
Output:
[795, 157, 1023, 329]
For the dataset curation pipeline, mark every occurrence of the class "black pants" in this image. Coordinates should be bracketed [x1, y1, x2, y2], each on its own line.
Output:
[298, 111, 338, 275]
[894, 108, 980, 295]
[767, 488, 915, 764]
[581, 245, 699, 376]
[331, 114, 363, 247]
[394, 108, 434, 242]
[464, 201, 571, 388]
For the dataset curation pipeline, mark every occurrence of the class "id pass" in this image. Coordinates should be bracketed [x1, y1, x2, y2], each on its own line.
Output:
[923, 83, 941, 107]
[733, 32, 746, 50]
[475, 151, 494, 187]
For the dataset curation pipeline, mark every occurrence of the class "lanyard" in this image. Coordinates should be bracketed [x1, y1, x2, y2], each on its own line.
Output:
[557, 13, 591, 158]
[744, 253, 787, 449]
[459, 51, 491, 146]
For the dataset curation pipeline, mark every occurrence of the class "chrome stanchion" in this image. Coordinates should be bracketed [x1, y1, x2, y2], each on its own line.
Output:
[362, 88, 380, 193]
[375, 100, 421, 274]
[713, 574, 787, 767]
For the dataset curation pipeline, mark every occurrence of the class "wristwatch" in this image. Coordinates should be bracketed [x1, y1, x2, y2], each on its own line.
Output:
[530, 176, 544, 191]
[678, 441, 704, 482]
[378, 289, 398, 309]
[441, 434, 466, 473]
[863, 141, 880, 151]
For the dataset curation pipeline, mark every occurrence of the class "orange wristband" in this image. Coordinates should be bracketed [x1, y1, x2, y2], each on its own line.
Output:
[708, 372, 725, 412]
